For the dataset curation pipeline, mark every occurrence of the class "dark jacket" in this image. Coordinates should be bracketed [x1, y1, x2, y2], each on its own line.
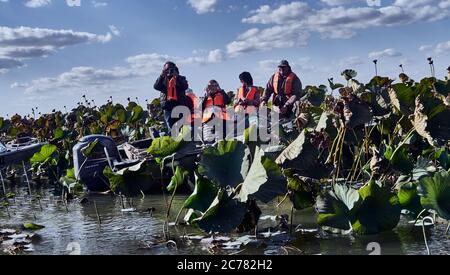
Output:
[154, 75, 189, 110]
[263, 73, 302, 108]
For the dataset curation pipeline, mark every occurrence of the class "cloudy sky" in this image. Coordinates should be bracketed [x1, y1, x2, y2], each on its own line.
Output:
[0, 0, 449, 117]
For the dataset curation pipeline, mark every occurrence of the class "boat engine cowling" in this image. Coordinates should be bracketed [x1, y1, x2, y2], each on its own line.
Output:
[73, 135, 121, 192]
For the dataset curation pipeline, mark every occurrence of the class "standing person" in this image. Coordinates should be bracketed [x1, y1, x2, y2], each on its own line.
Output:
[153, 62, 189, 131]
[261, 60, 302, 119]
[201, 80, 231, 143]
[234, 72, 260, 127]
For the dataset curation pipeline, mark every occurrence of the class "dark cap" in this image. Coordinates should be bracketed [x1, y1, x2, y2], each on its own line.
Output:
[447, 66, 450, 71]
[278, 60, 290, 68]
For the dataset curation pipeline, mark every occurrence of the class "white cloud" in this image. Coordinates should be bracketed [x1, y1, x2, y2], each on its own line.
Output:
[419, 45, 433, 51]
[440, 0, 450, 9]
[320, 0, 363, 5]
[0, 57, 24, 70]
[10, 82, 29, 88]
[435, 40, 450, 53]
[0, 26, 113, 73]
[369, 48, 402, 59]
[338, 56, 364, 67]
[227, 1, 450, 56]
[24, 0, 51, 8]
[187, 0, 218, 14]
[92, 1, 108, 8]
[15, 49, 226, 94]
[227, 25, 310, 57]
[243, 2, 309, 24]
[108, 25, 120, 37]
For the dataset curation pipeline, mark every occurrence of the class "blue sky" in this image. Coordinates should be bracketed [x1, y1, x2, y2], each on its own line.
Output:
[1, 0, 449, 117]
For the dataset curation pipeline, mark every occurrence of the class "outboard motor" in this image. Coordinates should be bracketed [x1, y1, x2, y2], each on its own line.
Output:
[73, 135, 121, 192]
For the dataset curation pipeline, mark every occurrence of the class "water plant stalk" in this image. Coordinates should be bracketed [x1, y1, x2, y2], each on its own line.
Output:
[22, 161, 32, 196]
[94, 200, 102, 225]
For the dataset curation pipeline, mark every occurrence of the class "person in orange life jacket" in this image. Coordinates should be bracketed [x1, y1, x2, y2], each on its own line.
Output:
[201, 80, 231, 143]
[234, 72, 260, 129]
[261, 60, 302, 119]
[234, 72, 260, 114]
[185, 88, 201, 124]
[153, 62, 189, 131]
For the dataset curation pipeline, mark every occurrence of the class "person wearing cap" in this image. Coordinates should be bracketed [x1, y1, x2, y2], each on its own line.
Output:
[261, 60, 302, 119]
[154, 61, 189, 131]
[447, 66, 450, 80]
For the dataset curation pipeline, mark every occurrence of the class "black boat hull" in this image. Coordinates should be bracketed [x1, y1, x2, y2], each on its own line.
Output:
[0, 143, 45, 167]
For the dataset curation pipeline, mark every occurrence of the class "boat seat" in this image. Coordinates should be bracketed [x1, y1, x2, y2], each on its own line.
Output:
[122, 143, 149, 161]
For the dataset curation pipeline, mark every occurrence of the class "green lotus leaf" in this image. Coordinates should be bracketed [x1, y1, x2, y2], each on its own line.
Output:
[81, 139, 99, 158]
[418, 171, 450, 220]
[53, 128, 65, 140]
[147, 136, 181, 158]
[22, 223, 45, 231]
[389, 83, 418, 116]
[103, 161, 157, 194]
[302, 86, 326, 107]
[352, 181, 401, 235]
[237, 147, 287, 204]
[341, 69, 357, 81]
[276, 130, 318, 174]
[198, 140, 250, 188]
[344, 100, 373, 129]
[128, 105, 144, 123]
[167, 166, 189, 193]
[193, 189, 248, 233]
[384, 144, 414, 174]
[434, 79, 450, 97]
[316, 184, 361, 233]
[316, 111, 339, 140]
[397, 182, 422, 216]
[183, 174, 219, 213]
[30, 144, 59, 167]
[413, 94, 450, 146]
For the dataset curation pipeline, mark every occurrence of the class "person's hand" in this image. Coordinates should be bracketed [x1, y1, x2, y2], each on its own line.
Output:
[260, 101, 267, 107]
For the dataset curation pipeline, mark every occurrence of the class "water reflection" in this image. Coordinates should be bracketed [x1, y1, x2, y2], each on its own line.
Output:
[1, 186, 448, 255]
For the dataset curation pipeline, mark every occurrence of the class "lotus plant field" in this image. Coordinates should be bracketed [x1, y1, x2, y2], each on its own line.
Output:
[1, 69, 450, 244]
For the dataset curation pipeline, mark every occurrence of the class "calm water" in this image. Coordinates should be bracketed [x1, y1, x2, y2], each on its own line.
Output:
[1, 183, 449, 255]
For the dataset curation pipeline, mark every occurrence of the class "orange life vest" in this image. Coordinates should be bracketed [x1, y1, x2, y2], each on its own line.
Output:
[167, 76, 178, 101]
[235, 86, 258, 114]
[186, 92, 201, 123]
[203, 92, 229, 123]
[273, 72, 296, 98]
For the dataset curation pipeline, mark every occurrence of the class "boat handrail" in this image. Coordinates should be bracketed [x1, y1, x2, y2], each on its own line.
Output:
[7, 137, 40, 149]
[0, 141, 6, 153]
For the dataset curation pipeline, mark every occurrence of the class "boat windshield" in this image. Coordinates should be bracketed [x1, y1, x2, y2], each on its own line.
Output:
[0, 141, 6, 153]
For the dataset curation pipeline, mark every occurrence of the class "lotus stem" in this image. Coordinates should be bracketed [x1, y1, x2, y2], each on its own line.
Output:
[0, 169, 6, 197]
[445, 222, 450, 235]
[94, 200, 102, 225]
[290, 205, 295, 236]
[421, 216, 433, 255]
[276, 192, 290, 208]
[37, 196, 43, 211]
[174, 206, 185, 225]
[22, 161, 32, 196]
[120, 193, 125, 209]
[5, 204, 10, 218]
